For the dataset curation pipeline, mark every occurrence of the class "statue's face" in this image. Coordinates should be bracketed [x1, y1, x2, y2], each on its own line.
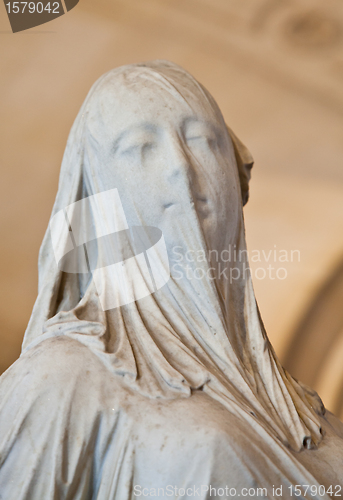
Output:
[88, 76, 240, 255]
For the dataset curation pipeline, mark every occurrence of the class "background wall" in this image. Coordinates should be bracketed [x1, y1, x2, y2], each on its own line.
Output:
[1, 0, 343, 416]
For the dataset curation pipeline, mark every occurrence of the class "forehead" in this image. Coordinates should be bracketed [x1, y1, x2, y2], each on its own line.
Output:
[89, 70, 223, 138]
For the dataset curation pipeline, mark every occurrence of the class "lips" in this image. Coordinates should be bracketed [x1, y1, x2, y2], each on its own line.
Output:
[195, 196, 212, 218]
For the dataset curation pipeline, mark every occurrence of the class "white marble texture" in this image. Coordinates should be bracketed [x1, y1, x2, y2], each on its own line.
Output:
[0, 61, 342, 499]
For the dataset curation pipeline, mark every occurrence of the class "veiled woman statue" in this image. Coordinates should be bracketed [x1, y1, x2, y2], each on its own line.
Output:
[0, 61, 342, 499]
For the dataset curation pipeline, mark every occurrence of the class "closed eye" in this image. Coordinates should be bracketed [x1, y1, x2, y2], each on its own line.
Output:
[120, 141, 156, 156]
[183, 119, 221, 152]
[113, 123, 158, 157]
[186, 135, 218, 150]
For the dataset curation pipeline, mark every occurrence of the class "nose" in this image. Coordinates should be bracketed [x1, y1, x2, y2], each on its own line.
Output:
[165, 135, 194, 186]
[162, 134, 208, 214]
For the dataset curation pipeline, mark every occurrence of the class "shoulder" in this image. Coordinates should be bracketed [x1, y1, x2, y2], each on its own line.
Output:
[0, 336, 128, 410]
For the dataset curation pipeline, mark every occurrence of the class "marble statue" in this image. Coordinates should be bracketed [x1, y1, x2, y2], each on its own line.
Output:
[0, 60, 342, 499]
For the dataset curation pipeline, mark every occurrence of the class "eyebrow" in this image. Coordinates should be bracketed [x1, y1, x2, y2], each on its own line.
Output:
[112, 122, 158, 153]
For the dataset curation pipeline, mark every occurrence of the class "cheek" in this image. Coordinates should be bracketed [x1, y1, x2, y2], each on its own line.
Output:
[205, 165, 240, 242]
[207, 154, 240, 206]
[97, 153, 166, 226]
[221, 169, 240, 228]
[111, 144, 165, 182]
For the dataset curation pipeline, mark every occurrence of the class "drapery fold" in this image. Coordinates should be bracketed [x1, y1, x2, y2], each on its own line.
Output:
[22, 60, 324, 453]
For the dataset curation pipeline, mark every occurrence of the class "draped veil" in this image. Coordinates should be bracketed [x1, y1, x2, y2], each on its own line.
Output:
[22, 60, 324, 454]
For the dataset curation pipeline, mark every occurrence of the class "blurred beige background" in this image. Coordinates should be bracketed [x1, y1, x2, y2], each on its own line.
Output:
[1, 0, 343, 416]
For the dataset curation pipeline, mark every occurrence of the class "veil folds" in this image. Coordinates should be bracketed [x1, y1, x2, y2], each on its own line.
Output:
[22, 60, 324, 452]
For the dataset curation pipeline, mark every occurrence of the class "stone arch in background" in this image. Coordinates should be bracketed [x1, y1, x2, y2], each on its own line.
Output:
[284, 257, 343, 420]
